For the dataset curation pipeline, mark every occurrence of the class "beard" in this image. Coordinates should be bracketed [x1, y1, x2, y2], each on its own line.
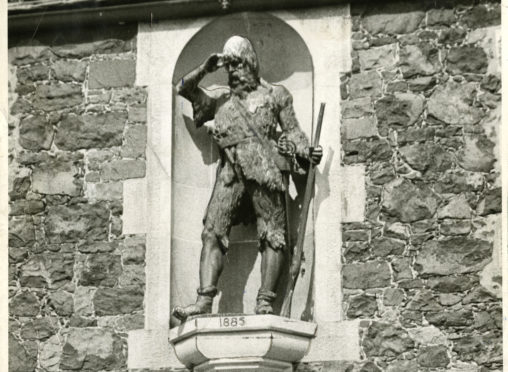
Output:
[228, 71, 259, 96]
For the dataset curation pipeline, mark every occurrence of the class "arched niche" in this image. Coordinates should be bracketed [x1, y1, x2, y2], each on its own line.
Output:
[170, 12, 315, 324]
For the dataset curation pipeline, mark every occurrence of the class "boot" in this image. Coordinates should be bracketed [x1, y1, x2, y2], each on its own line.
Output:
[254, 289, 277, 315]
[172, 286, 217, 322]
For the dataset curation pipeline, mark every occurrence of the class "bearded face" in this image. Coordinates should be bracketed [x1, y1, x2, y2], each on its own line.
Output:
[222, 36, 259, 95]
[224, 55, 258, 94]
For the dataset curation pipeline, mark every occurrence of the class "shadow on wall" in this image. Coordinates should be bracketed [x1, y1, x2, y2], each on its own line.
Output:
[170, 11, 317, 323]
[8, 22, 137, 47]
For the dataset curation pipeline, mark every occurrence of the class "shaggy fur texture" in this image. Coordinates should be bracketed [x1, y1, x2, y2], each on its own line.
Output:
[189, 79, 311, 251]
[203, 164, 286, 252]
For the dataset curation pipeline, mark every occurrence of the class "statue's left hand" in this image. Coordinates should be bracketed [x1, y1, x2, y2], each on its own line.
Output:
[309, 146, 323, 165]
[277, 133, 290, 155]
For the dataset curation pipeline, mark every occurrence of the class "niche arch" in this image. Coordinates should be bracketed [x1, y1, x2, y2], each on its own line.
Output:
[170, 11, 315, 324]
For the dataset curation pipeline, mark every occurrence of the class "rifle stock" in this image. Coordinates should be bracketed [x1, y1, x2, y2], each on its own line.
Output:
[280, 103, 325, 318]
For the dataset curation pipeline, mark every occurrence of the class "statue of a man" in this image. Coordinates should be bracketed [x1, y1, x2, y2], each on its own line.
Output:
[172, 36, 322, 321]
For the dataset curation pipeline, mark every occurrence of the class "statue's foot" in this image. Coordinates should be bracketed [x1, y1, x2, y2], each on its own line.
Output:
[172, 301, 212, 322]
[172, 287, 216, 322]
[255, 289, 276, 315]
[254, 301, 274, 315]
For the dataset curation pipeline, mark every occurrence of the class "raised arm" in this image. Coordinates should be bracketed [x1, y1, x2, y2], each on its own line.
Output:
[177, 54, 226, 127]
[177, 54, 222, 100]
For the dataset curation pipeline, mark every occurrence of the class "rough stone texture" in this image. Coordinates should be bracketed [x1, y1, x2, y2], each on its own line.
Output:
[85, 182, 123, 201]
[437, 195, 471, 219]
[385, 360, 418, 372]
[52, 39, 133, 58]
[39, 335, 63, 372]
[457, 135, 495, 173]
[462, 4, 501, 28]
[362, 322, 414, 358]
[80, 254, 123, 287]
[93, 287, 144, 315]
[101, 159, 146, 181]
[399, 143, 452, 174]
[121, 124, 147, 158]
[427, 8, 455, 26]
[415, 237, 492, 276]
[362, 3, 425, 35]
[427, 309, 474, 328]
[20, 317, 58, 340]
[9, 45, 53, 65]
[398, 43, 441, 78]
[343, 261, 391, 289]
[342, 97, 375, 119]
[477, 187, 501, 216]
[32, 83, 83, 111]
[418, 345, 450, 368]
[347, 294, 378, 318]
[20, 253, 75, 289]
[45, 203, 110, 243]
[341, 117, 378, 140]
[52, 60, 87, 82]
[78, 240, 119, 254]
[9, 216, 35, 248]
[56, 112, 127, 151]
[128, 104, 147, 122]
[48, 291, 74, 316]
[408, 326, 447, 346]
[446, 46, 488, 75]
[427, 275, 478, 293]
[10, 291, 40, 316]
[74, 287, 95, 316]
[383, 288, 404, 306]
[371, 236, 404, 257]
[9, 28, 146, 372]
[349, 71, 382, 98]
[60, 328, 126, 370]
[344, 2, 501, 370]
[120, 236, 146, 265]
[9, 334, 38, 372]
[32, 159, 82, 196]
[381, 179, 438, 223]
[19, 115, 54, 151]
[89, 59, 136, 89]
[427, 82, 481, 125]
[375, 93, 424, 135]
[358, 44, 397, 70]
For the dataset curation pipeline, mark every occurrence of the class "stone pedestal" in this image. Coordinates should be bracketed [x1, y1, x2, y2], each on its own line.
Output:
[169, 314, 317, 371]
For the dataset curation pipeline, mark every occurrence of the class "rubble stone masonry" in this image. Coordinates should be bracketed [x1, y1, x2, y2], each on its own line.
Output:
[8, 25, 148, 371]
[332, 1, 501, 371]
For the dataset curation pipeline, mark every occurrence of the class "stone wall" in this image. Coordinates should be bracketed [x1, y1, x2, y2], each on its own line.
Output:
[337, 0, 502, 371]
[8, 25, 148, 371]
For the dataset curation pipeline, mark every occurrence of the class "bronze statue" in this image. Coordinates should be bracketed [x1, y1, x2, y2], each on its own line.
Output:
[172, 36, 322, 321]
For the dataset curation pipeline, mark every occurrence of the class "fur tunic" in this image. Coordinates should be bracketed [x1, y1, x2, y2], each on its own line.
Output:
[192, 80, 310, 192]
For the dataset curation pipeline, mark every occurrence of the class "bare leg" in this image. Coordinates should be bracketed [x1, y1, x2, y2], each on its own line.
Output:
[260, 246, 284, 293]
[172, 167, 244, 322]
[199, 230, 225, 289]
[255, 244, 284, 315]
[172, 231, 226, 321]
[249, 185, 287, 315]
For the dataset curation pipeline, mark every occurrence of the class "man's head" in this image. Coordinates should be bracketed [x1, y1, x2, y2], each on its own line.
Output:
[222, 36, 259, 92]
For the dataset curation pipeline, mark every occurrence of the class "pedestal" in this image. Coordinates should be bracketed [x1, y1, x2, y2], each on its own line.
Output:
[169, 314, 317, 371]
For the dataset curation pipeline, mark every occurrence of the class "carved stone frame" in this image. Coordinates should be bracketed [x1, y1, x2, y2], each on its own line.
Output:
[126, 6, 364, 369]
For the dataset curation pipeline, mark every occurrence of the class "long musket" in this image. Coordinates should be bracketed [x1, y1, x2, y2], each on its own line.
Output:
[280, 102, 325, 318]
